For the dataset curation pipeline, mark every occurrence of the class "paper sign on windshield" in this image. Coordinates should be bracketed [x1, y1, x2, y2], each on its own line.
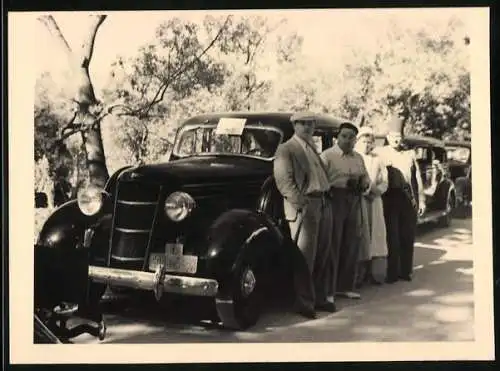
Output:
[215, 118, 247, 136]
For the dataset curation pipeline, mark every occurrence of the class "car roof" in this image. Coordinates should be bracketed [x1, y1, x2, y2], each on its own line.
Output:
[375, 133, 446, 148]
[444, 140, 471, 149]
[179, 111, 351, 132]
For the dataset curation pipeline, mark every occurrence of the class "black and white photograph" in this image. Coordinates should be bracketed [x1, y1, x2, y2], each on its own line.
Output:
[8, 6, 493, 364]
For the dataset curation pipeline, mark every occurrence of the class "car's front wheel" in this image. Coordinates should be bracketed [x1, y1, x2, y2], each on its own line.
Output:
[215, 260, 262, 330]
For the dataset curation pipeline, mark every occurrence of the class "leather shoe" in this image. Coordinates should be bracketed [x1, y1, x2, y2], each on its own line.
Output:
[294, 304, 317, 319]
[399, 274, 413, 282]
[385, 277, 397, 284]
[315, 302, 337, 313]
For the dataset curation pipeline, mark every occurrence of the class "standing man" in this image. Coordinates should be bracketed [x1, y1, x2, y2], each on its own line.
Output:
[374, 115, 426, 283]
[273, 112, 336, 319]
[321, 122, 371, 300]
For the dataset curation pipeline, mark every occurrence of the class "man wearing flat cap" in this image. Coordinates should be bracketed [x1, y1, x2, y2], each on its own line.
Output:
[273, 112, 336, 319]
[320, 121, 371, 300]
[374, 115, 425, 283]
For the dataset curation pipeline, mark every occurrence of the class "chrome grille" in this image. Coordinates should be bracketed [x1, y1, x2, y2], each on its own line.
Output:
[109, 181, 162, 268]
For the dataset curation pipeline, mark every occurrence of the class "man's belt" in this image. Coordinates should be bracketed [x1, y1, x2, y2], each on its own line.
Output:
[329, 187, 361, 195]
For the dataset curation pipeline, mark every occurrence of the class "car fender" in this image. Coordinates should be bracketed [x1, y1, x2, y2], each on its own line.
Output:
[37, 200, 112, 252]
[204, 209, 300, 298]
[37, 165, 132, 253]
[436, 178, 456, 208]
[35, 203, 110, 308]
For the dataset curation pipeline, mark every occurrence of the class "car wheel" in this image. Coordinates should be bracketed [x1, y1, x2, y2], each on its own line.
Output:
[215, 260, 262, 331]
[438, 193, 454, 228]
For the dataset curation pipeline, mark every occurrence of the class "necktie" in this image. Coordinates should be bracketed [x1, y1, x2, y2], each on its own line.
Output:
[303, 139, 329, 178]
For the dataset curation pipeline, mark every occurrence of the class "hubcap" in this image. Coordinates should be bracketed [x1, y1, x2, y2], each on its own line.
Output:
[241, 267, 256, 298]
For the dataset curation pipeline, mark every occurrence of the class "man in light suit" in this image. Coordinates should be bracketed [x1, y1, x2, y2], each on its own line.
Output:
[273, 112, 336, 319]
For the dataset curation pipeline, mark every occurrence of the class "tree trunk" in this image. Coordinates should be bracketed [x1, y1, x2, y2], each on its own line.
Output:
[80, 115, 109, 189]
[39, 15, 109, 189]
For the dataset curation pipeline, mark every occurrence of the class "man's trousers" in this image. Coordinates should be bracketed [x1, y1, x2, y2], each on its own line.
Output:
[288, 195, 333, 310]
[329, 189, 363, 293]
[382, 189, 418, 280]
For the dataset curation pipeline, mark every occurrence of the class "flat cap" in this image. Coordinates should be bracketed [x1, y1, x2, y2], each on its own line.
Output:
[290, 112, 318, 123]
[339, 121, 359, 135]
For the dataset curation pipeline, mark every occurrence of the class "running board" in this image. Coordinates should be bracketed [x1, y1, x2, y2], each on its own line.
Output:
[417, 210, 449, 224]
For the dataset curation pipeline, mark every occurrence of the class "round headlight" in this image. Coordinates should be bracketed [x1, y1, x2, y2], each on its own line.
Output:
[77, 185, 104, 216]
[164, 192, 196, 222]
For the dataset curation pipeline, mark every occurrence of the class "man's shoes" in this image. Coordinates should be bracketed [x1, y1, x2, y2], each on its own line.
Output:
[294, 304, 317, 319]
[369, 277, 383, 285]
[315, 302, 337, 313]
[399, 274, 413, 282]
[385, 277, 397, 284]
[336, 291, 361, 299]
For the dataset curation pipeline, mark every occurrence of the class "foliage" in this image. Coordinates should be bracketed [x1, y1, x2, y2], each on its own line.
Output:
[334, 16, 470, 139]
[99, 15, 303, 167]
[36, 12, 471, 182]
[35, 71, 84, 202]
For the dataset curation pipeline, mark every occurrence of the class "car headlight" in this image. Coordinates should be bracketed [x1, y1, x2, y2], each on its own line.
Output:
[164, 192, 196, 222]
[77, 185, 104, 216]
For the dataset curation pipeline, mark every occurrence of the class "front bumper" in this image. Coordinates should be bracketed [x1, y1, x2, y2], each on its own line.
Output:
[89, 265, 219, 298]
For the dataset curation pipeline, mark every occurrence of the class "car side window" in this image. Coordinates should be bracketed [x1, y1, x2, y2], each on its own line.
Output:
[178, 130, 196, 156]
[414, 147, 428, 161]
[414, 146, 431, 188]
[433, 147, 446, 163]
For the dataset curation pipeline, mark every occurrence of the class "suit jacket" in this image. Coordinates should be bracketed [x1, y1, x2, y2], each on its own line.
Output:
[273, 136, 312, 222]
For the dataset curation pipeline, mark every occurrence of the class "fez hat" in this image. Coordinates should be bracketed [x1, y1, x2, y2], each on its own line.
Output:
[357, 126, 374, 139]
[386, 115, 404, 134]
[290, 112, 317, 123]
[339, 121, 359, 135]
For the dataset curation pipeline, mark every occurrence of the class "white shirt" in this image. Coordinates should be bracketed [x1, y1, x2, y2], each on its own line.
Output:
[293, 135, 330, 193]
[320, 144, 369, 188]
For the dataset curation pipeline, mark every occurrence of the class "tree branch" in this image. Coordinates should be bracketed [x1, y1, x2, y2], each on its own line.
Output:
[135, 15, 232, 118]
[79, 15, 107, 68]
[45, 111, 80, 152]
[38, 15, 72, 55]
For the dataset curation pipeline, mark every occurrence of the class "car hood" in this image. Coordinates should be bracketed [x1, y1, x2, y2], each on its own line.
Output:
[120, 155, 272, 184]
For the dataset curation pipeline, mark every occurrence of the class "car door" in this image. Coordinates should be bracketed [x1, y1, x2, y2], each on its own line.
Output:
[414, 145, 438, 213]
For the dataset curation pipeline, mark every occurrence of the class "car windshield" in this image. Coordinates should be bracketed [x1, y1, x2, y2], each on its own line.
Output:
[173, 117, 284, 160]
[447, 146, 470, 163]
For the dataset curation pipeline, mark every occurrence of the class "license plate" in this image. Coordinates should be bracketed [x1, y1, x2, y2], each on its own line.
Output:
[148, 243, 198, 274]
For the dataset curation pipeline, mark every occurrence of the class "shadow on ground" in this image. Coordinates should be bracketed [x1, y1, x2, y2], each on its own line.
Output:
[73, 217, 473, 343]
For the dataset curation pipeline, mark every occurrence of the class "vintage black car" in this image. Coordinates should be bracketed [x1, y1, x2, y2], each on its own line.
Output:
[35, 112, 345, 330]
[374, 134, 456, 227]
[445, 140, 472, 207]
